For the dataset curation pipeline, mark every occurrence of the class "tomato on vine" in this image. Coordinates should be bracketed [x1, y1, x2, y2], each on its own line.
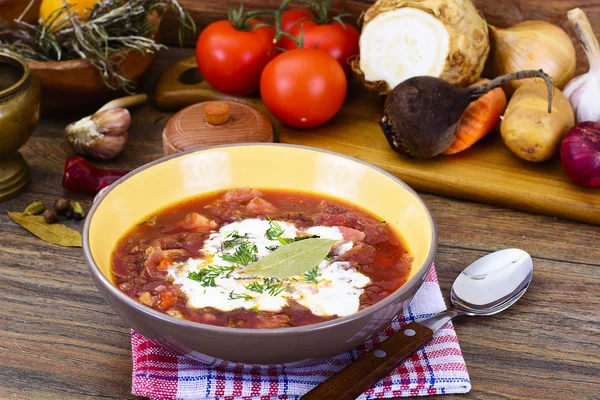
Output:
[279, 2, 359, 79]
[195, 5, 278, 96]
[260, 47, 347, 129]
[280, 8, 312, 33]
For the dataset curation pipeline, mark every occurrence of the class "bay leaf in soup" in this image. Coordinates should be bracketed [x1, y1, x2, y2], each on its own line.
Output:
[7, 212, 82, 247]
[244, 238, 337, 279]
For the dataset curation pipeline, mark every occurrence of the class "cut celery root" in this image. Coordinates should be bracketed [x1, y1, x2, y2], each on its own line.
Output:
[358, 9, 450, 89]
[352, 0, 490, 94]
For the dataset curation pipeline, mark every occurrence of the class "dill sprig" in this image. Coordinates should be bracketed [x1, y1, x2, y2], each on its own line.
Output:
[228, 291, 254, 301]
[303, 267, 321, 284]
[0, 0, 195, 93]
[221, 242, 258, 266]
[244, 281, 264, 293]
[265, 218, 285, 241]
[265, 218, 319, 245]
[293, 235, 320, 242]
[244, 278, 286, 296]
[187, 265, 235, 287]
[222, 230, 250, 250]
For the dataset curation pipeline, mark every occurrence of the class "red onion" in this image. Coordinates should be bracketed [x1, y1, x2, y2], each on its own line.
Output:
[560, 122, 600, 187]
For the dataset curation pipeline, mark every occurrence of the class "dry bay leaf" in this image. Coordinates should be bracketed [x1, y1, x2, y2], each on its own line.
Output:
[7, 212, 82, 247]
[244, 238, 337, 279]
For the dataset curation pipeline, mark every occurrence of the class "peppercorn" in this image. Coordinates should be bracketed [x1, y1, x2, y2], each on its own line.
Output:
[43, 209, 57, 224]
[54, 198, 71, 215]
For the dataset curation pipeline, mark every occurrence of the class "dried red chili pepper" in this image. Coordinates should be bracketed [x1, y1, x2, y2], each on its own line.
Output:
[62, 156, 129, 195]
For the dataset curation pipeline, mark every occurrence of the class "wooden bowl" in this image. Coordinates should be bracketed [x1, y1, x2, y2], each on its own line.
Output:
[5, 3, 162, 115]
[29, 49, 156, 115]
[0, 0, 41, 23]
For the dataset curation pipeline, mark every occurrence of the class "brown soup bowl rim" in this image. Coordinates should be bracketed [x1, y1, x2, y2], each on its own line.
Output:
[83, 143, 437, 339]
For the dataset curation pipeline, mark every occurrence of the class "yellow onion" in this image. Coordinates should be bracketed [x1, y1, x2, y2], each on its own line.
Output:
[488, 21, 576, 94]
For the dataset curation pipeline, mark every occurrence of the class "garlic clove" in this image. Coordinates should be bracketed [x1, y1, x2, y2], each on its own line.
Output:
[562, 8, 600, 124]
[66, 116, 98, 154]
[564, 74, 600, 124]
[90, 108, 131, 136]
[65, 108, 130, 160]
[85, 132, 129, 160]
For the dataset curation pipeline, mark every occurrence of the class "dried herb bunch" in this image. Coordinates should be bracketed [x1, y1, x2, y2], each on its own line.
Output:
[0, 0, 195, 92]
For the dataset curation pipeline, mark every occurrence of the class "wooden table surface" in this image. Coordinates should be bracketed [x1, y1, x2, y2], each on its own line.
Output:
[1, 48, 599, 400]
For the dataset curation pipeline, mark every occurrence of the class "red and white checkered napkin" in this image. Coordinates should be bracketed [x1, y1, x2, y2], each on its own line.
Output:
[131, 266, 471, 399]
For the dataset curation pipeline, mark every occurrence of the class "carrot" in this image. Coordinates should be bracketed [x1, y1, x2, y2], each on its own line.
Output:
[442, 79, 508, 155]
[157, 291, 178, 311]
[157, 258, 173, 271]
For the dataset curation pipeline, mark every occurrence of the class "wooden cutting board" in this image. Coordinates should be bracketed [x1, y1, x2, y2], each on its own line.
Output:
[280, 85, 600, 225]
[154, 57, 600, 225]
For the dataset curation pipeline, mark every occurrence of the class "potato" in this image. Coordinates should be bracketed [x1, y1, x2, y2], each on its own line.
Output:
[501, 81, 575, 162]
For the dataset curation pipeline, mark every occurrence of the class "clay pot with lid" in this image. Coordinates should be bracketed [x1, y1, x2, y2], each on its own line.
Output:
[162, 100, 273, 155]
[0, 53, 41, 202]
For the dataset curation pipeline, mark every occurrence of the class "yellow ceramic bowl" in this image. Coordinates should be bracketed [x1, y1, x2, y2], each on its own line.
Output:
[84, 144, 436, 365]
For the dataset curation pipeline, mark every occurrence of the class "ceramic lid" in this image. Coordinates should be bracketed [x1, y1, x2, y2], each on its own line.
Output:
[162, 100, 273, 155]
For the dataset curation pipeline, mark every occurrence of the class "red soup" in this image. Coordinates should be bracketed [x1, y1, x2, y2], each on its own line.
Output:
[111, 188, 413, 328]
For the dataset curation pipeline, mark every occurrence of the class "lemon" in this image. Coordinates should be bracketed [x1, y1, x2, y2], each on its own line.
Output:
[39, 0, 98, 25]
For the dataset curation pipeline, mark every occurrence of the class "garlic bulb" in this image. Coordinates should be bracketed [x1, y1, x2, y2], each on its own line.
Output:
[488, 21, 576, 93]
[66, 108, 130, 160]
[563, 8, 600, 124]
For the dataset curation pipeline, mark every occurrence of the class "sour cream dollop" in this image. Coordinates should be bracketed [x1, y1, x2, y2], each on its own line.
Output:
[167, 218, 370, 317]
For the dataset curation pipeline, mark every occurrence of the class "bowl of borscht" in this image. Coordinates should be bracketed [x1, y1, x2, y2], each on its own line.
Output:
[84, 144, 436, 365]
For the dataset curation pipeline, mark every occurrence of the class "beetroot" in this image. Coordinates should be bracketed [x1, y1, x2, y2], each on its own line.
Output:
[381, 70, 553, 158]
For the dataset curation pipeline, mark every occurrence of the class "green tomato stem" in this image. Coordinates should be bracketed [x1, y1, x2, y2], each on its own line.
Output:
[272, 0, 295, 42]
[229, 2, 277, 31]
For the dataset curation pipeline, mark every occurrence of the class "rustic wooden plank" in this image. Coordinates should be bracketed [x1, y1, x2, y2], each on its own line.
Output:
[434, 246, 600, 400]
[160, 0, 599, 74]
[2, 0, 597, 74]
[0, 47, 599, 400]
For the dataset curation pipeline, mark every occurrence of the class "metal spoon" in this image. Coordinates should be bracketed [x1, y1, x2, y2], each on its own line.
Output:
[301, 248, 534, 400]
